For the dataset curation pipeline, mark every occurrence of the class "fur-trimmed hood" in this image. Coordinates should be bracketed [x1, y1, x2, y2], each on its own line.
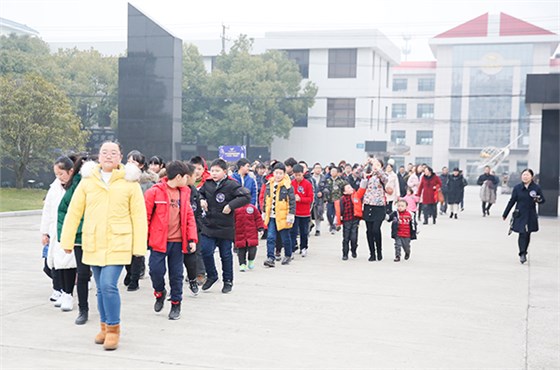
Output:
[140, 169, 159, 184]
[80, 161, 141, 182]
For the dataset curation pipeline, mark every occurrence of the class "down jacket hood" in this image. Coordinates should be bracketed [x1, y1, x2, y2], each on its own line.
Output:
[80, 161, 141, 182]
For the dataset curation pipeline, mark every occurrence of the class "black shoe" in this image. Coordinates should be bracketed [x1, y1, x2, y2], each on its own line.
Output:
[202, 277, 218, 291]
[309, 223, 315, 232]
[404, 251, 410, 260]
[394, 256, 400, 262]
[123, 274, 131, 286]
[449, 212, 454, 218]
[423, 220, 428, 225]
[222, 281, 233, 294]
[315, 230, 320, 236]
[154, 289, 166, 312]
[520, 255, 527, 264]
[127, 281, 139, 291]
[433, 219, 436, 225]
[351, 251, 357, 258]
[75, 309, 88, 325]
[168, 302, 181, 320]
[281, 256, 291, 265]
[264, 258, 275, 267]
[189, 279, 199, 296]
[377, 253, 383, 261]
[454, 214, 458, 219]
[342, 255, 348, 261]
[368, 256, 375, 262]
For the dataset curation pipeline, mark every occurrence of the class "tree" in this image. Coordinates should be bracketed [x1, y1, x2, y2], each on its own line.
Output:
[182, 36, 317, 147]
[182, 43, 210, 144]
[0, 74, 88, 188]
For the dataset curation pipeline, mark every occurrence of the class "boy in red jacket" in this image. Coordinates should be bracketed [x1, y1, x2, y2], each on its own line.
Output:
[144, 161, 198, 320]
[290, 164, 314, 257]
[234, 204, 265, 271]
[338, 184, 365, 260]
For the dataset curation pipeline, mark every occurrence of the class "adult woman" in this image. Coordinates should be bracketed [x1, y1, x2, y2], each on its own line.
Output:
[361, 157, 388, 261]
[57, 154, 93, 324]
[477, 166, 499, 216]
[60, 141, 147, 350]
[502, 169, 545, 264]
[40, 156, 77, 311]
[446, 167, 467, 219]
[416, 166, 442, 225]
[384, 163, 400, 213]
[123, 150, 158, 291]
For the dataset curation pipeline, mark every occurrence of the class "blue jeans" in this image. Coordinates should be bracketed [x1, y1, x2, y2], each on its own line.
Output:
[149, 242, 184, 302]
[200, 235, 233, 282]
[327, 202, 336, 231]
[266, 218, 292, 259]
[290, 216, 310, 252]
[91, 265, 123, 325]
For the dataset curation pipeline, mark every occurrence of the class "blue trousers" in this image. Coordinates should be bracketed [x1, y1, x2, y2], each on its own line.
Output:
[290, 216, 310, 252]
[267, 218, 292, 259]
[91, 265, 123, 325]
[200, 235, 233, 282]
[149, 242, 184, 302]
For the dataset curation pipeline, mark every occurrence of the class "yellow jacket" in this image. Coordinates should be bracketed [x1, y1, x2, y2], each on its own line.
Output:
[263, 175, 296, 231]
[60, 162, 148, 266]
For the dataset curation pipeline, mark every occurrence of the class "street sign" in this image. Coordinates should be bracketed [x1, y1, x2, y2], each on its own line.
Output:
[218, 145, 246, 161]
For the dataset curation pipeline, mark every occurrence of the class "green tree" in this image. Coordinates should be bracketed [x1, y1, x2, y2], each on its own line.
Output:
[0, 34, 60, 82]
[182, 43, 210, 144]
[0, 74, 88, 188]
[182, 36, 317, 147]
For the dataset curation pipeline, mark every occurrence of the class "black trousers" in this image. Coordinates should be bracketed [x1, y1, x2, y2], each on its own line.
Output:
[342, 220, 359, 256]
[60, 268, 77, 295]
[423, 203, 437, 223]
[125, 256, 144, 284]
[44, 260, 62, 292]
[482, 202, 493, 214]
[74, 246, 91, 311]
[365, 220, 383, 259]
[238, 246, 258, 265]
[518, 232, 531, 256]
[183, 252, 198, 281]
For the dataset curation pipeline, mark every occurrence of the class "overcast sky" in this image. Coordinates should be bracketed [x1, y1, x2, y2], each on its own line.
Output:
[2, 0, 559, 60]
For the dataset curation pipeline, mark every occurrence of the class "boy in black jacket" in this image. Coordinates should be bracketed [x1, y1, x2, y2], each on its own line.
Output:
[199, 159, 251, 293]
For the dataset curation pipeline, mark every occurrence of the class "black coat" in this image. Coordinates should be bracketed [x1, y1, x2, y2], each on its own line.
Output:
[502, 182, 545, 233]
[446, 174, 467, 204]
[397, 172, 407, 196]
[477, 173, 499, 186]
[189, 185, 203, 235]
[439, 173, 450, 193]
[199, 177, 251, 240]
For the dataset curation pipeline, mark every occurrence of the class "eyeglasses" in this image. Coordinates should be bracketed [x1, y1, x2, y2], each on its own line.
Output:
[100, 150, 120, 157]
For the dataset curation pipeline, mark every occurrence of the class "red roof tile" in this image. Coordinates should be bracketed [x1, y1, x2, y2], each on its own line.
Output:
[499, 13, 556, 36]
[551, 59, 560, 67]
[394, 61, 437, 69]
[435, 13, 488, 38]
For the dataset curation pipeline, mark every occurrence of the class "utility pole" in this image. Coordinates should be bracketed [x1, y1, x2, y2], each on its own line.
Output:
[221, 24, 229, 54]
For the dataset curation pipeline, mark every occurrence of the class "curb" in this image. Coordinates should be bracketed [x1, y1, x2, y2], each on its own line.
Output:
[0, 210, 42, 218]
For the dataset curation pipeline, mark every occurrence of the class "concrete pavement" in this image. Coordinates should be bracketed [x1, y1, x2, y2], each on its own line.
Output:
[0, 186, 558, 369]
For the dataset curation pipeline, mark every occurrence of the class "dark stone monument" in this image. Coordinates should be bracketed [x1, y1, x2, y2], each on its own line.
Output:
[118, 3, 182, 161]
[526, 73, 560, 217]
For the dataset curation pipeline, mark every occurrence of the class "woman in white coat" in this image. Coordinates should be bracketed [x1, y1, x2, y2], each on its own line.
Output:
[384, 163, 401, 213]
[40, 156, 77, 311]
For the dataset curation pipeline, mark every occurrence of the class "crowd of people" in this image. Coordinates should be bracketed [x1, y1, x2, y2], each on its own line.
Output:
[39, 140, 545, 351]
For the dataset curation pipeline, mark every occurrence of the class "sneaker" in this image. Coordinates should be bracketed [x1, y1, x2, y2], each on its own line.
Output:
[315, 230, 320, 236]
[274, 251, 281, 261]
[168, 302, 181, 320]
[404, 251, 410, 260]
[60, 293, 74, 312]
[189, 280, 199, 296]
[264, 258, 275, 267]
[351, 251, 357, 258]
[54, 293, 64, 308]
[75, 309, 88, 325]
[301, 248, 308, 257]
[222, 281, 233, 294]
[127, 281, 139, 291]
[248, 260, 255, 270]
[202, 277, 218, 291]
[239, 264, 247, 272]
[368, 256, 376, 262]
[394, 256, 401, 262]
[281, 256, 291, 265]
[49, 290, 62, 302]
[342, 255, 348, 261]
[154, 289, 166, 312]
[520, 254, 527, 264]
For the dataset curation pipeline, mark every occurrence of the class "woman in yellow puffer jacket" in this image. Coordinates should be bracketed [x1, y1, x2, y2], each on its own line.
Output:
[60, 141, 147, 351]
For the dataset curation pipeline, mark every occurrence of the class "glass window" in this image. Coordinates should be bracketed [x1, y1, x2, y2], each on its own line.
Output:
[393, 78, 407, 91]
[284, 49, 309, 78]
[416, 130, 433, 145]
[448, 160, 460, 171]
[293, 111, 308, 127]
[516, 160, 528, 173]
[391, 104, 407, 118]
[415, 157, 432, 167]
[328, 49, 357, 78]
[391, 130, 406, 145]
[327, 98, 355, 127]
[392, 156, 405, 170]
[418, 78, 435, 91]
[417, 104, 434, 118]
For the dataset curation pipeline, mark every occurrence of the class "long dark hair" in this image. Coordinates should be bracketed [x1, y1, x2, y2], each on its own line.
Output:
[127, 150, 147, 171]
[63, 153, 91, 190]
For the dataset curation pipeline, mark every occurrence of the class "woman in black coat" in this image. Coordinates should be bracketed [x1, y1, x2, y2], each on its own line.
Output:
[446, 168, 467, 219]
[502, 169, 545, 264]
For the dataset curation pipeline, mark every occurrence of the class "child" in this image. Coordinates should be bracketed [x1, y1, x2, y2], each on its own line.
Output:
[262, 163, 296, 267]
[234, 203, 265, 271]
[144, 160, 198, 320]
[388, 199, 417, 262]
[337, 184, 365, 260]
[186, 161, 205, 290]
[290, 164, 314, 257]
[401, 187, 420, 221]
[199, 159, 251, 293]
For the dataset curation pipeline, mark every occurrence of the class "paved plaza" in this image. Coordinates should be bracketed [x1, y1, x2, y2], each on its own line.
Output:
[0, 187, 558, 369]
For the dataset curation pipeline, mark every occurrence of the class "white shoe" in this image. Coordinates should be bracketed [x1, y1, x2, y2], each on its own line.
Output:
[49, 290, 62, 302]
[60, 293, 74, 312]
[53, 293, 64, 308]
[301, 249, 308, 257]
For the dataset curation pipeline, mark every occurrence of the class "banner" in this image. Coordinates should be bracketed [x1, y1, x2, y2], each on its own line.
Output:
[218, 146, 246, 161]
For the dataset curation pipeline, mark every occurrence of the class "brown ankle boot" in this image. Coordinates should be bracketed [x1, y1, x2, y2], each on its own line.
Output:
[94, 323, 106, 344]
[103, 324, 120, 350]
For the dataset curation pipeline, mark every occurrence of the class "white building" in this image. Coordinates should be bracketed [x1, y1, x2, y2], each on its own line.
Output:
[390, 13, 559, 181]
[0, 17, 39, 37]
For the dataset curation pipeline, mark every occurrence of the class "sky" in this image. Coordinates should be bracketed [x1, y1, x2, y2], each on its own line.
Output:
[1, 0, 559, 60]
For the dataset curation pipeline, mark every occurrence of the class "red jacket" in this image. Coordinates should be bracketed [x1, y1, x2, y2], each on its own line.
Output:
[259, 173, 274, 210]
[145, 178, 198, 254]
[417, 174, 442, 205]
[291, 178, 314, 217]
[335, 187, 366, 226]
[234, 204, 265, 248]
